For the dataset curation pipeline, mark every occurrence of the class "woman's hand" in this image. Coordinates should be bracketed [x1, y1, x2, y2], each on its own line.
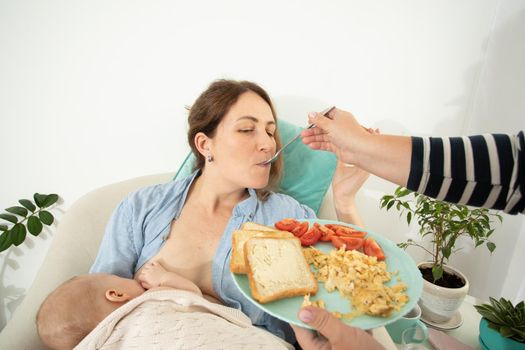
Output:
[331, 128, 379, 225]
[291, 306, 385, 350]
[301, 109, 372, 165]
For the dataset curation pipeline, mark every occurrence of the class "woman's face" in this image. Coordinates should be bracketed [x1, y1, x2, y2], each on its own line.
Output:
[207, 91, 276, 190]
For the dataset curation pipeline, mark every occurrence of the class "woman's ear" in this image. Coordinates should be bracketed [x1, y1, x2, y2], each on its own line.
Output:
[105, 289, 133, 303]
[194, 132, 212, 158]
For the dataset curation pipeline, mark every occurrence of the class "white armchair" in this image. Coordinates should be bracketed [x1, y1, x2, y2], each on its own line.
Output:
[0, 173, 175, 349]
[0, 172, 339, 350]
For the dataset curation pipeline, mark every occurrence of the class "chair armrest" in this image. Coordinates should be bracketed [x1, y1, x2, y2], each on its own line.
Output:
[0, 173, 173, 350]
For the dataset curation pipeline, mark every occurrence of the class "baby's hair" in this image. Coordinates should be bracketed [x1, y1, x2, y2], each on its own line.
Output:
[36, 275, 104, 349]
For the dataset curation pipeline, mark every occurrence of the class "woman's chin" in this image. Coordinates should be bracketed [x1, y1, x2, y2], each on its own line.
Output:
[247, 178, 270, 190]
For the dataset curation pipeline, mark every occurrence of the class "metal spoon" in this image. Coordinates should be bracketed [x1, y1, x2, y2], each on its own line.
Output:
[259, 106, 335, 165]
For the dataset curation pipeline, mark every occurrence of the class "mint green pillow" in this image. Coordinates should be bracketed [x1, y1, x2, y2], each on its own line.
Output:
[173, 119, 337, 214]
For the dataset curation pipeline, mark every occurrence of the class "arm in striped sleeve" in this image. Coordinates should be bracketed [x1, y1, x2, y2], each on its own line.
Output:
[407, 131, 524, 214]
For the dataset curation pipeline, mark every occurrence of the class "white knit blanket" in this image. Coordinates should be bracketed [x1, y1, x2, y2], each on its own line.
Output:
[75, 290, 293, 350]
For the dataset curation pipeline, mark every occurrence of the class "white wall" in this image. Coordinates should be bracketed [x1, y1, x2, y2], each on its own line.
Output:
[1, 0, 524, 328]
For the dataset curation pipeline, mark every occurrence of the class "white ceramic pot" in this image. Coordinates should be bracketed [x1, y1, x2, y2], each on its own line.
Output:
[417, 262, 469, 323]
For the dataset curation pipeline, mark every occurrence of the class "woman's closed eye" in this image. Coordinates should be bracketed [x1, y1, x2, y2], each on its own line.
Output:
[238, 128, 275, 138]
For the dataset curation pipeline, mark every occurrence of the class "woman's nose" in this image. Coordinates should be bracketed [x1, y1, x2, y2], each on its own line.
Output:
[258, 132, 275, 152]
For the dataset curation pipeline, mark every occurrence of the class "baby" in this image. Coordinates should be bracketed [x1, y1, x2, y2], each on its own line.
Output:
[36, 261, 201, 349]
[37, 261, 292, 350]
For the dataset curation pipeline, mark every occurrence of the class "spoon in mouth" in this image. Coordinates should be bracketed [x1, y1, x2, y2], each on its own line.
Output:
[259, 106, 335, 165]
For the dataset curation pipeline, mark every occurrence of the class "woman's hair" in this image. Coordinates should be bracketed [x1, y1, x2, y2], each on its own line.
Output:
[187, 79, 283, 200]
[36, 276, 106, 349]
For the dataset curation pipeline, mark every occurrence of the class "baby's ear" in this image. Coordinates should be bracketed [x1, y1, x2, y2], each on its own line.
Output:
[105, 289, 133, 303]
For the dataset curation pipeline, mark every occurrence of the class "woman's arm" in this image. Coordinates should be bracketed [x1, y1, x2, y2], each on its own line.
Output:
[332, 162, 369, 227]
[408, 132, 525, 214]
[331, 126, 379, 226]
[90, 198, 138, 278]
[303, 109, 524, 214]
[302, 109, 411, 187]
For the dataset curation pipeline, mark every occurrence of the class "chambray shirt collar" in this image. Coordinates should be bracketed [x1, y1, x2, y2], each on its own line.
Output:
[174, 170, 200, 220]
[232, 187, 258, 220]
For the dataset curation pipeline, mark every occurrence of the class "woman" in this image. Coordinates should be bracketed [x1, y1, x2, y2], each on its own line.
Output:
[90, 80, 369, 344]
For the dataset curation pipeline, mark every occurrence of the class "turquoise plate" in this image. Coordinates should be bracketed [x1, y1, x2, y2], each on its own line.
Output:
[231, 218, 423, 330]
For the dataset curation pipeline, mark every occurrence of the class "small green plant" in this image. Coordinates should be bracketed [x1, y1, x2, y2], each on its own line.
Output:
[475, 297, 525, 343]
[0, 193, 59, 253]
[380, 187, 502, 282]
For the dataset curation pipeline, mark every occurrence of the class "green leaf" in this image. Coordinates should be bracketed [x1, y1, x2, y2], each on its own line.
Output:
[0, 213, 18, 224]
[381, 195, 393, 202]
[386, 201, 395, 210]
[5, 206, 28, 217]
[396, 187, 411, 197]
[432, 265, 444, 282]
[442, 246, 452, 259]
[487, 242, 496, 253]
[39, 211, 54, 225]
[34, 193, 47, 208]
[0, 231, 12, 252]
[407, 211, 412, 225]
[0, 225, 8, 232]
[11, 224, 26, 246]
[19, 199, 36, 212]
[397, 242, 409, 249]
[42, 194, 59, 208]
[27, 216, 43, 236]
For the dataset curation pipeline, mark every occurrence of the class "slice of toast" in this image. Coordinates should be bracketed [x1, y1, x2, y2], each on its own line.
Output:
[244, 237, 318, 304]
[230, 229, 293, 274]
[240, 222, 276, 232]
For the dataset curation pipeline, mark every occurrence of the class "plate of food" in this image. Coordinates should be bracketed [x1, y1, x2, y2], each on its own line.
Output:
[230, 219, 423, 330]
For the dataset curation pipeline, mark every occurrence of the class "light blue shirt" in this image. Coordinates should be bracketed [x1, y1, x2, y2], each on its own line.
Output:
[90, 171, 316, 343]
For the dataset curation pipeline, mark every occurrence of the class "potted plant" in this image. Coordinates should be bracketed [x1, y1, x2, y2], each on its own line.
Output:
[380, 187, 502, 323]
[0, 193, 59, 252]
[475, 297, 525, 350]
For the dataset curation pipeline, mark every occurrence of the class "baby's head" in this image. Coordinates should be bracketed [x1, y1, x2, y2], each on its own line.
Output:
[36, 273, 145, 350]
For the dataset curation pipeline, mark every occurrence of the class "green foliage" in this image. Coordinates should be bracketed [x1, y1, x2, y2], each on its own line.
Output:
[0, 193, 59, 253]
[475, 297, 525, 343]
[380, 187, 502, 282]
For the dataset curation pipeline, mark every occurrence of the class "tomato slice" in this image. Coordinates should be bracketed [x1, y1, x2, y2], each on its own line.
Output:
[334, 227, 367, 239]
[325, 224, 356, 231]
[300, 225, 322, 246]
[318, 225, 335, 242]
[330, 236, 346, 250]
[275, 218, 300, 232]
[363, 237, 385, 260]
[291, 222, 308, 238]
[340, 236, 365, 250]
[331, 236, 364, 251]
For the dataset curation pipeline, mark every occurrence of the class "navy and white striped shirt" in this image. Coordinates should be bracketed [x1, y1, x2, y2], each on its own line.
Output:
[407, 131, 525, 215]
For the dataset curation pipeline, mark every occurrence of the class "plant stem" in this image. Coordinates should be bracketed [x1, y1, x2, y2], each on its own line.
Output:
[406, 241, 433, 256]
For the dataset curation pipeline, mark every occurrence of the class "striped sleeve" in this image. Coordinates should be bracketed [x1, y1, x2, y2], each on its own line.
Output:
[407, 131, 525, 214]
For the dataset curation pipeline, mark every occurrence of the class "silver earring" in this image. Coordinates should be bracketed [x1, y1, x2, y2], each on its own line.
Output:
[207, 154, 214, 162]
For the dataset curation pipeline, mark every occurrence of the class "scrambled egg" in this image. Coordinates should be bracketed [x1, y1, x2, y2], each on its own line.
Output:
[302, 246, 408, 319]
